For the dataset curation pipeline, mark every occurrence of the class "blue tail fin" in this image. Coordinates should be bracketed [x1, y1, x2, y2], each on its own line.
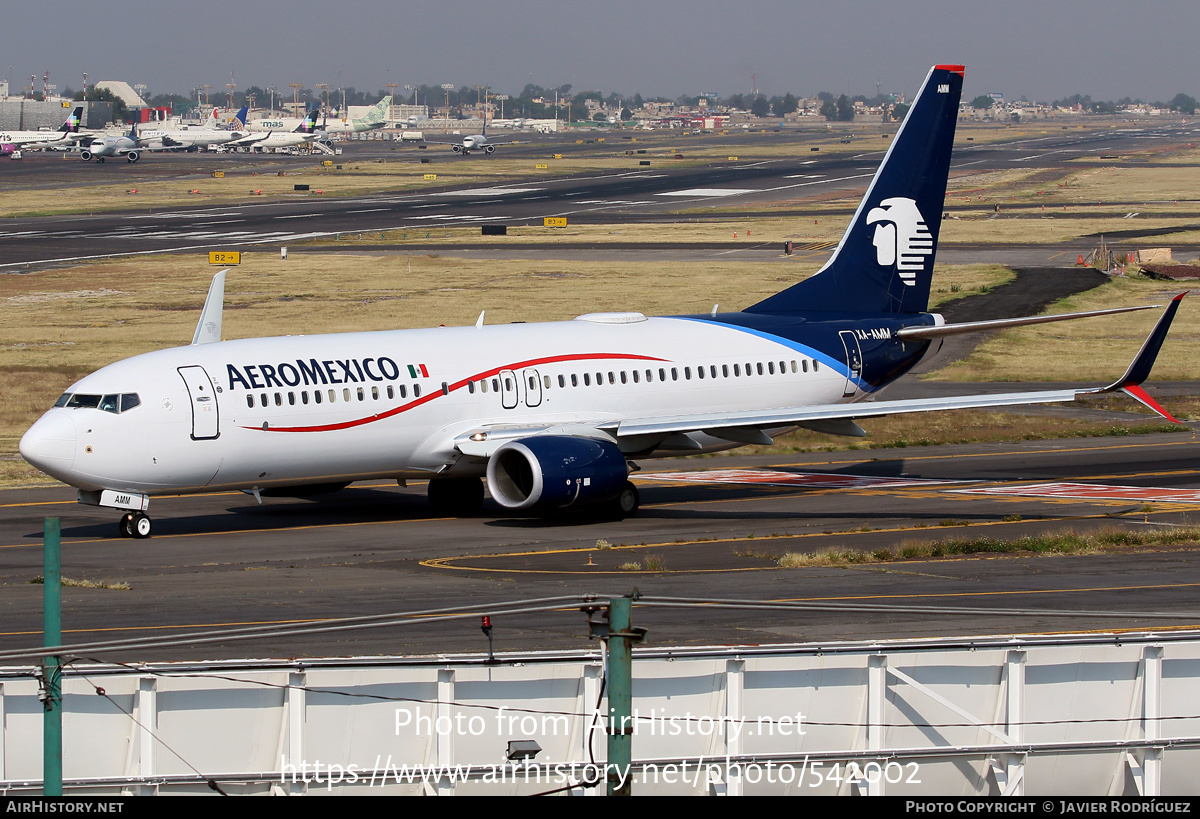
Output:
[230, 106, 249, 130]
[747, 64, 964, 316]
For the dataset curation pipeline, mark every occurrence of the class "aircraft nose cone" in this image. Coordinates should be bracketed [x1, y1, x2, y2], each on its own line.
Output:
[19, 412, 76, 475]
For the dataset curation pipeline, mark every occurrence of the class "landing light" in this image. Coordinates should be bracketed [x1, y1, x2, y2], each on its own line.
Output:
[470, 432, 488, 442]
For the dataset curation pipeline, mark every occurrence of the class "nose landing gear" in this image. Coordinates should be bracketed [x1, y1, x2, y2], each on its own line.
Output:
[118, 512, 152, 538]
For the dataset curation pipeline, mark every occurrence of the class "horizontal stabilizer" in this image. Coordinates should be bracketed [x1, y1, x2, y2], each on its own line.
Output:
[895, 304, 1159, 341]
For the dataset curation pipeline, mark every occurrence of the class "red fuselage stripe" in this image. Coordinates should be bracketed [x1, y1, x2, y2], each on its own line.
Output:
[243, 352, 667, 433]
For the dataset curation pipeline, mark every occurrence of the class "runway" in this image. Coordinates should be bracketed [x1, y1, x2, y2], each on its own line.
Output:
[6, 119, 1200, 270]
[3, 433, 1200, 662]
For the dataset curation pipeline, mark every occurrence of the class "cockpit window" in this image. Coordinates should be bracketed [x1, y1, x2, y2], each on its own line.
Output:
[65, 394, 101, 409]
[56, 393, 141, 414]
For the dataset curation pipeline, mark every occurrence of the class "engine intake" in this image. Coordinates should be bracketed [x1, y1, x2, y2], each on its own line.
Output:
[486, 435, 628, 511]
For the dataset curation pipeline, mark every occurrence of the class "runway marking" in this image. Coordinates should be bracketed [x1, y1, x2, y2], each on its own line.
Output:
[958, 482, 1200, 503]
[434, 186, 543, 196]
[641, 468, 963, 489]
[655, 188, 759, 198]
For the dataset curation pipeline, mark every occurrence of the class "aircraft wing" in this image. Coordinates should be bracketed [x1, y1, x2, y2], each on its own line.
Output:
[223, 131, 269, 148]
[617, 294, 1185, 438]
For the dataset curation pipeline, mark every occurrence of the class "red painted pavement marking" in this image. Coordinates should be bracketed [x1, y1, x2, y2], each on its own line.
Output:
[957, 482, 1200, 503]
[638, 468, 961, 489]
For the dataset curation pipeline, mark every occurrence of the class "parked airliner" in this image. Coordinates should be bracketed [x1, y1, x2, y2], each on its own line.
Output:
[0, 105, 84, 155]
[224, 109, 320, 151]
[19, 65, 1185, 538]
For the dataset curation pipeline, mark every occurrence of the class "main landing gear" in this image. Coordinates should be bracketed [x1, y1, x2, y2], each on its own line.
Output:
[118, 511, 152, 539]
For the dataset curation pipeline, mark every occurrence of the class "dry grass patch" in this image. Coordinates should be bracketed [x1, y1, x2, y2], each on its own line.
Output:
[778, 526, 1200, 568]
[933, 276, 1200, 382]
[29, 575, 130, 590]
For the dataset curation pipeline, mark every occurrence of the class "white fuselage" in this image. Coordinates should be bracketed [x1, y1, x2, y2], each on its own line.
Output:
[85, 134, 136, 158]
[136, 126, 243, 150]
[230, 131, 315, 150]
[0, 130, 72, 150]
[22, 314, 849, 498]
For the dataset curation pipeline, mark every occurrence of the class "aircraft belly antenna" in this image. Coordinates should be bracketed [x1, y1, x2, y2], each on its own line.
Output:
[476, 310, 486, 328]
[191, 269, 227, 345]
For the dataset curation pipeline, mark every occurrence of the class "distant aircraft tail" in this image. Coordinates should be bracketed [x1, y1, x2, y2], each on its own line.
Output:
[230, 106, 249, 131]
[296, 109, 319, 133]
[363, 97, 389, 124]
[205, 108, 220, 127]
[746, 64, 964, 316]
[60, 105, 83, 133]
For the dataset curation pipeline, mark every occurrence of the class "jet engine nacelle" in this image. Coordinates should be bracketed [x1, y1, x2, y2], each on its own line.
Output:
[486, 435, 628, 511]
[485, 144, 495, 153]
[0, 144, 15, 156]
[452, 144, 461, 152]
[126, 150, 139, 163]
[80, 150, 92, 161]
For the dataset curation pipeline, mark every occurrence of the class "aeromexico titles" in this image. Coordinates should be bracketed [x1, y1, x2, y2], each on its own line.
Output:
[20, 65, 1186, 538]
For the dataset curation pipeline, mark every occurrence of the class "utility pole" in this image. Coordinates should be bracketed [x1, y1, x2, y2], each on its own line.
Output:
[386, 82, 400, 127]
[316, 82, 329, 126]
[584, 594, 646, 796]
[289, 82, 302, 117]
[441, 83, 454, 133]
[42, 518, 62, 797]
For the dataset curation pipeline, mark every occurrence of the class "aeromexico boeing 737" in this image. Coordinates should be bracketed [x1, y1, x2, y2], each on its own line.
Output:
[19, 65, 1185, 538]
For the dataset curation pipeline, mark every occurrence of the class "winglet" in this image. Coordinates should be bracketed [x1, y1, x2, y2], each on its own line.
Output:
[191, 270, 227, 345]
[1090, 292, 1186, 422]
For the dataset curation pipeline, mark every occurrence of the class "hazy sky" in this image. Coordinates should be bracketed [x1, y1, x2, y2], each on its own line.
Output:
[5, 1, 1199, 103]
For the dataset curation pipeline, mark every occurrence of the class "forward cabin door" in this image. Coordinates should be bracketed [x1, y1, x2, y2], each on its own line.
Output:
[522, 368, 542, 407]
[178, 365, 220, 439]
[499, 369, 520, 409]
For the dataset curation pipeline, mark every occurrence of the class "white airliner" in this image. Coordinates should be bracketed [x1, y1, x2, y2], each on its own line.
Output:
[0, 105, 85, 155]
[425, 118, 516, 154]
[224, 109, 320, 151]
[136, 106, 250, 151]
[80, 121, 143, 163]
[19, 65, 1185, 538]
